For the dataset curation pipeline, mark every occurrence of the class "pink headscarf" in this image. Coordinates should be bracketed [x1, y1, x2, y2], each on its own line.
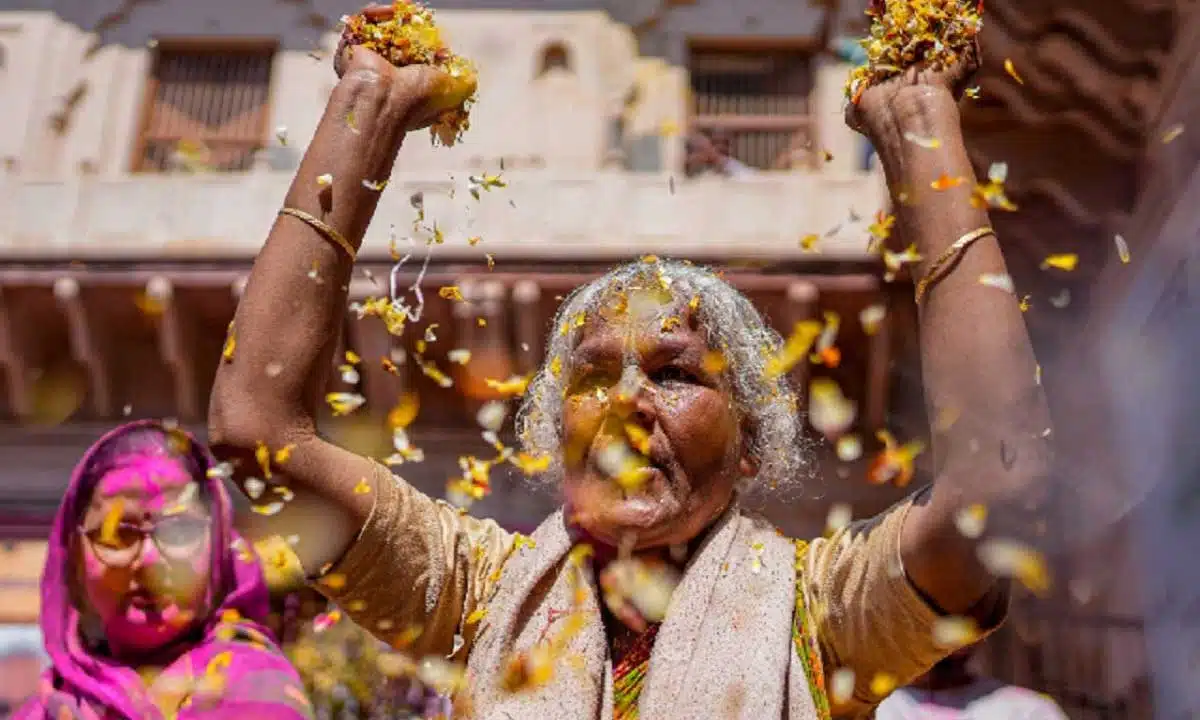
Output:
[15, 421, 313, 720]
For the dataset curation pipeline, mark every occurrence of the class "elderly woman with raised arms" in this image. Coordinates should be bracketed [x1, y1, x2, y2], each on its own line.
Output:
[209, 2, 1051, 717]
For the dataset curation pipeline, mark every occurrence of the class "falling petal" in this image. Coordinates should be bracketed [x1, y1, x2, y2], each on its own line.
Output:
[319, 573, 347, 591]
[825, 503, 853, 535]
[353, 478, 371, 495]
[836, 434, 863, 462]
[1162, 124, 1184, 144]
[439, 286, 465, 302]
[326, 392, 366, 416]
[1049, 289, 1071, 308]
[312, 610, 341, 633]
[809, 378, 857, 438]
[99, 499, 124, 546]
[415, 356, 454, 388]
[701, 350, 728, 374]
[388, 392, 420, 429]
[882, 244, 923, 282]
[1114, 234, 1131, 264]
[243, 478, 265, 500]
[868, 212, 896, 242]
[800, 233, 821, 252]
[599, 556, 681, 630]
[275, 126, 288, 145]
[978, 538, 1051, 595]
[955, 504, 988, 539]
[987, 162, 1008, 184]
[448, 348, 472, 365]
[902, 131, 941, 149]
[1004, 58, 1023, 84]
[251, 501, 285, 516]
[765, 321, 823, 378]
[316, 173, 333, 187]
[859, 304, 887, 335]
[867, 430, 925, 487]
[870, 672, 897, 696]
[831, 668, 856, 705]
[1041, 254, 1079, 272]
[930, 174, 966, 191]
[485, 374, 532, 396]
[978, 273, 1015, 294]
[476, 400, 508, 432]
[933, 616, 981, 648]
[510, 452, 551, 475]
[362, 178, 388, 191]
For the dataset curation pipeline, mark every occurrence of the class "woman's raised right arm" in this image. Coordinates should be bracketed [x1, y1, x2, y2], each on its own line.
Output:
[210, 8, 513, 656]
[207, 31, 439, 571]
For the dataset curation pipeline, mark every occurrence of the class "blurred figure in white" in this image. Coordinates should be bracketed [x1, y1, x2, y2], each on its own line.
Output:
[0, 625, 48, 716]
[876, 644, 1069, 720]
[685, 129, 757, 179]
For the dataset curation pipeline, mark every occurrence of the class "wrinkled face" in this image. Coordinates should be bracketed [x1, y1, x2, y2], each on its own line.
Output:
[76, 456, 212, 657]
[560, 288, 752, 549]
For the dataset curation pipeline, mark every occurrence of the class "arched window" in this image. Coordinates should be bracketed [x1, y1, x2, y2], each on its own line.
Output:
[536, 42, 572, 77]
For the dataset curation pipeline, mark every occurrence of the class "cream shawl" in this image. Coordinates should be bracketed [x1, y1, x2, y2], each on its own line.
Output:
[463, 506, 822, 719]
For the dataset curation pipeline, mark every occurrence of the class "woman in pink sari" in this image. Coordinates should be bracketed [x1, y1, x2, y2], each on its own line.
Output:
[15, 421, 313, 720]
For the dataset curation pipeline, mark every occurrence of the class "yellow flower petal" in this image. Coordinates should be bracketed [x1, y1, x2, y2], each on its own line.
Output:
[1004, 58, 1023, 84]
[1114, 234, 1131, 264]
[1041, 253, 1079, 272]
[439, 285, 465, 301]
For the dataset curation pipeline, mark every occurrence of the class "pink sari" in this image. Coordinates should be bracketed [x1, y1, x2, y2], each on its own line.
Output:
[14, 421, 313, 720]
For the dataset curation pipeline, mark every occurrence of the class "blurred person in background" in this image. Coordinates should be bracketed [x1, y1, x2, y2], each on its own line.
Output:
[876, 644, 1069, 719]
[685, 129, 757, 178]
[211, 3, 1049, 717]
[0, 626, 48, 716]
[14, 421, 312, 720]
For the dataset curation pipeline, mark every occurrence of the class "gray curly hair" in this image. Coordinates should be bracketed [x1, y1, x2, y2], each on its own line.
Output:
[515, 259, 810, 491]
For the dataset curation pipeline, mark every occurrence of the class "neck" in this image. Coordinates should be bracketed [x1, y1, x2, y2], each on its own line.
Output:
[86, 619, 199, 668]
[912, 665, 977, 692]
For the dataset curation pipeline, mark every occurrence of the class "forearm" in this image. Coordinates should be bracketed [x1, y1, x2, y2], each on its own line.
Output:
[210, 68, 409, 445]
[872, 89, 1052, 613]
[210, 68, 414, 545]
[873, 88, 1050, 479]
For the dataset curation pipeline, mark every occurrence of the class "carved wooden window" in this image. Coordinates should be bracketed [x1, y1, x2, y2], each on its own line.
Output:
[132, 41, 275, 173]
[688, 45, 816, 170]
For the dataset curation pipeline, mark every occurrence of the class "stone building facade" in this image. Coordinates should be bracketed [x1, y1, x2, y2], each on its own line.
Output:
[1, 0, 1196, 715]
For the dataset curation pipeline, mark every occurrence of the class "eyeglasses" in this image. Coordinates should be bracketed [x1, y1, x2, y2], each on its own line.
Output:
[79, 514, 209, 568]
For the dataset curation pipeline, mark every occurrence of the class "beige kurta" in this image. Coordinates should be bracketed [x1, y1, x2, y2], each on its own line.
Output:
[319, 461, 1006, 718]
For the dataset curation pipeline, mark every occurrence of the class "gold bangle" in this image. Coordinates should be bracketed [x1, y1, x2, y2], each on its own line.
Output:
[914, 226, 995, 304]
[278, 207, 356, 259]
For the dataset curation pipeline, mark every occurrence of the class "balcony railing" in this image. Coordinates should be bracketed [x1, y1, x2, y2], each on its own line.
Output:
[0, 169, 883, 260]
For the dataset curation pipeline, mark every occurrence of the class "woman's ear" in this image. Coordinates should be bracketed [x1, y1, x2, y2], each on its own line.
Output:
[738, 427, 758, 477]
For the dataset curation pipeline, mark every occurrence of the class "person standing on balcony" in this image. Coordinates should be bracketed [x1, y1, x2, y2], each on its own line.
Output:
[876, 644, 1070, 719]
[684, 129, 757, 178]
[210, 3, 1049, 717]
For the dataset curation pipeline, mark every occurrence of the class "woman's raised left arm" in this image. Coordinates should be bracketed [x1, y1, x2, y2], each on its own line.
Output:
[858, 82, 1052, 617]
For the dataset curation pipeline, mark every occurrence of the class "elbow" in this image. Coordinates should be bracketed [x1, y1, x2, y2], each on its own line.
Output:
[208, 377, 313, 455]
